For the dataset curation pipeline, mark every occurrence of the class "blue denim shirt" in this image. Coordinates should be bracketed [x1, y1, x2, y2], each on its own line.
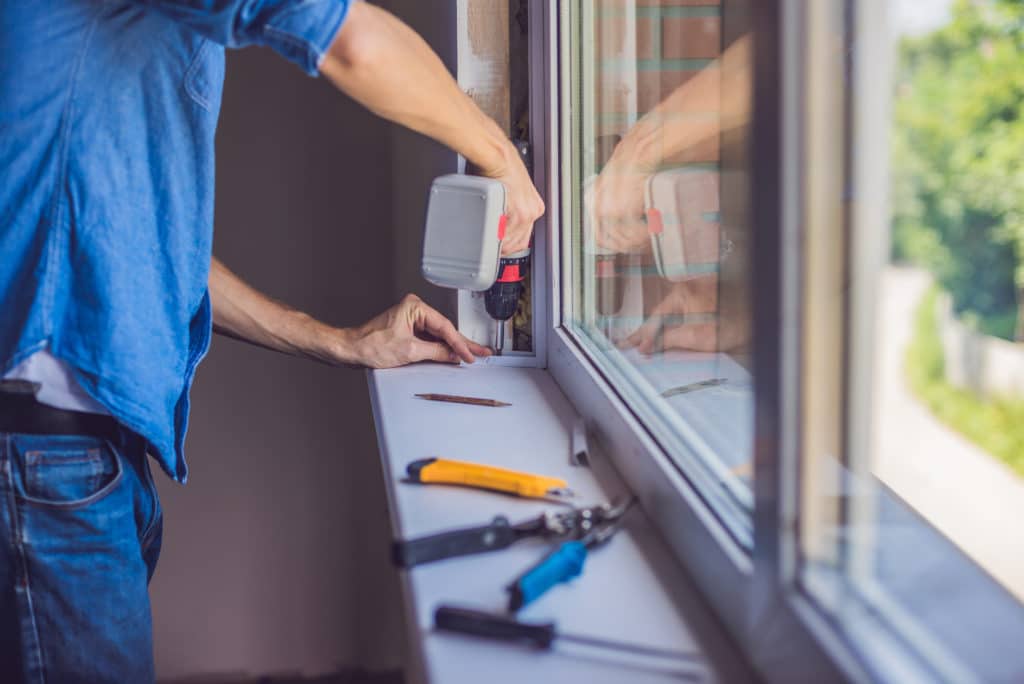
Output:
[0, 0, 350, 482]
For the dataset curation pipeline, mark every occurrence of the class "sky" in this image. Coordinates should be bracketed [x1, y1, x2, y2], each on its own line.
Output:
[890, 0, 956, 37]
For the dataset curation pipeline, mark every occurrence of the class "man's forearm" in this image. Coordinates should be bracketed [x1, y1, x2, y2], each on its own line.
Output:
[209, 258, 489, 368]
[208, 257, 358, 365]
[319, 3, 515, 176]
[619, 35, 753, 169]
[318, 3, 543, 254]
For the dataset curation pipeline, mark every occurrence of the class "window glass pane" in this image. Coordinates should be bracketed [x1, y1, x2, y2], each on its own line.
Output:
[800, 1, 1024, 678]
[564, 0, 755, 544]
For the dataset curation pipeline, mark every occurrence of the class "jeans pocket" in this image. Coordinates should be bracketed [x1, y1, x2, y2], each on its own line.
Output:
[17, 436, 124, 508]
[138, 449, 162, 549]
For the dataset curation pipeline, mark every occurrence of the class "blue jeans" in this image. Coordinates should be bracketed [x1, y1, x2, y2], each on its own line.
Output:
[0, 429, 162, 683]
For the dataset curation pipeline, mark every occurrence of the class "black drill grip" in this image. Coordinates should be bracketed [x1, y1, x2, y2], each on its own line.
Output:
[392, 516, 518, 568]
[434, 605, 556, 649]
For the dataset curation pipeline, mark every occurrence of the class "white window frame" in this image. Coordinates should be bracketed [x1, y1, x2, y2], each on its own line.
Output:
[531, 1, 851, 681]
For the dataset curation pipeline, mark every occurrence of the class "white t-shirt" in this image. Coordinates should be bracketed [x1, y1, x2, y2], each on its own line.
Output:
[4, 349, 110, 414]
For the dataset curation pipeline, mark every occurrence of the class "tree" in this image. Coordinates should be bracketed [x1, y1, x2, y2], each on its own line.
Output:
[892, 0, 1024, 341]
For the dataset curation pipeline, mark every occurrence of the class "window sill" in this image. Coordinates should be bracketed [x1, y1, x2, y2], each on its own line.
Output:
[367, 362, 752, 684]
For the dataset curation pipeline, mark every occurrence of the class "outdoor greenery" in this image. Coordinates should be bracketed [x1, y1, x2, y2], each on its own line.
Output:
[891, 0, 1024, 341]
[906, 287, 1024, 477]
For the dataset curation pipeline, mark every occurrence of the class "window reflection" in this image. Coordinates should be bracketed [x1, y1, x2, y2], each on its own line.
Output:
[569, 1, 756, 530]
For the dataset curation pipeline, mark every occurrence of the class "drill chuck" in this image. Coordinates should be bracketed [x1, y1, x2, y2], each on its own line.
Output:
[485, 251, 529, 321]
[485, 249, 530, 353]
[484, 280, 523, 322]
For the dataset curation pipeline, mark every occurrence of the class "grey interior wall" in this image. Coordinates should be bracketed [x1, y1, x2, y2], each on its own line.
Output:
[149, 44, 404, 679]
[349, 1, 460, 668]
[378, 0, 460, 318]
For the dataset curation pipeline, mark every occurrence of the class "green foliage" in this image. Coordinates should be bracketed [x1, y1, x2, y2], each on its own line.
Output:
[892, 0, 1024, 340]
[906, 287, 1024, 477]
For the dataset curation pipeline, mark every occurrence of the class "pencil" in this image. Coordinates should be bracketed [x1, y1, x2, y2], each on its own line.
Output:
[414, 393, 512, 408]
[661, 378, 727, 398]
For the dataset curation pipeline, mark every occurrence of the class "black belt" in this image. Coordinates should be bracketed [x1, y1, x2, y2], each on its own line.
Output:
[0, 380, 122, 443]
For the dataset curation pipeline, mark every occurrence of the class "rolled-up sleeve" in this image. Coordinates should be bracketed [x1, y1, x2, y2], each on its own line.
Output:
[134, 0, 352, 75]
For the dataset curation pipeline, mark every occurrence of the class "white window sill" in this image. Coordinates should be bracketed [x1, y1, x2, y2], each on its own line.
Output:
[367, 362, 752, 683]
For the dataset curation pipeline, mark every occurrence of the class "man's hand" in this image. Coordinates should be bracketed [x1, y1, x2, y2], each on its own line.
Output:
[619, 276, 720, 354]
[587, 141, 653, 253]
[344, 294, 492, 369]
[209, 259, 489, 369]
[617, 274, 749, 355]
[476, 143, 545, 255]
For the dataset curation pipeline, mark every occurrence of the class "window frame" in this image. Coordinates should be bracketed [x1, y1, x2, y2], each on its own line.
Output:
[561, 0, 757, 547]
[532, 1, 851, 680]
[519, 0, 1019, 681]
[546, 0, 753, 612]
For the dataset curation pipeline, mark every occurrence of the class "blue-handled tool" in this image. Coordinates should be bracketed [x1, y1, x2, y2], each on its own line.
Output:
[507, 498, 635, 611]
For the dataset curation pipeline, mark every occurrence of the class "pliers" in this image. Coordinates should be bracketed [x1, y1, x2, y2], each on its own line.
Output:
[506, 498, 634, 611]
[392, 500, 630, 569]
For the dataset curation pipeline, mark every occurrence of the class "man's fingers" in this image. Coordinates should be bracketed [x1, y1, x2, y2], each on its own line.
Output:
[637, 332, 658, 355]
[500, 236, 530, 255]
[465, 337, 492, 357]
[597, 229, 626, 253]
[500, 218, 533, 255]
[412, 339, 460, 364]
[618, 330, 642, 350]
[416, 303, 477, 363]
[499, 185, 543, 256]
[623, 324, 657, 354]
[663, 323, 719, 353]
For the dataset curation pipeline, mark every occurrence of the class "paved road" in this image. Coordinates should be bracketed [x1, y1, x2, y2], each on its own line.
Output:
[873, 266, 1024, 601]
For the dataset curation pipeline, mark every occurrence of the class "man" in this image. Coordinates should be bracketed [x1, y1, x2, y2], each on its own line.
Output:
[0, 1, 544, 681]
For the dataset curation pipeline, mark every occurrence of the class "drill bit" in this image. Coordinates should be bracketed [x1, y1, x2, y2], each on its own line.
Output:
[495, 320, 505, 355]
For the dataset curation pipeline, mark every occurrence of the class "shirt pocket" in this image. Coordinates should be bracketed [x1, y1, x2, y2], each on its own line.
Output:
[20, 438, 123, 508]
[184, 38, 226, 114]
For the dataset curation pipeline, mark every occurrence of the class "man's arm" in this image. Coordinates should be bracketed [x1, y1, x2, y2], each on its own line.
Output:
[318, 3, 543, 255]
[209, 258, 491, 368]
[590, 35, 752, 252]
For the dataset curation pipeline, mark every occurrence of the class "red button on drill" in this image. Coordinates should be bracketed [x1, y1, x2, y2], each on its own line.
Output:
[646, 208, 664, 236]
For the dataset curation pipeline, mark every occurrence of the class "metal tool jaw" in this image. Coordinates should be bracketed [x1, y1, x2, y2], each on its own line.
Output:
[542, 499, 634, 543]
[578, 499, 634, 545]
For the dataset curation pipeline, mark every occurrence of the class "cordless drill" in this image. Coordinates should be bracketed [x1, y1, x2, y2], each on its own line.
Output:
[421, 169, 531, 355]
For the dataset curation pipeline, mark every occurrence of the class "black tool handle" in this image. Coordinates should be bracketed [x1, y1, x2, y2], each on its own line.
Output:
[434, 605, 556, 649]
[393, 516, 518, 568]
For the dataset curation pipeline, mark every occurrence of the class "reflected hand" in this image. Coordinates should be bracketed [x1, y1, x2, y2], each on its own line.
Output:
[620, 275, 720, 354]
[588, 141, 654, 253]
[348, 294, 491, 368]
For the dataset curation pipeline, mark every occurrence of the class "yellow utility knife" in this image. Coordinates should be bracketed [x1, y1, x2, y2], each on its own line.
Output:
[405, 458, 574, 499]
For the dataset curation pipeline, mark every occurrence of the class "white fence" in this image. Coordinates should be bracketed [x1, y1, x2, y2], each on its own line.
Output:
[938, 293, 1024, 400]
